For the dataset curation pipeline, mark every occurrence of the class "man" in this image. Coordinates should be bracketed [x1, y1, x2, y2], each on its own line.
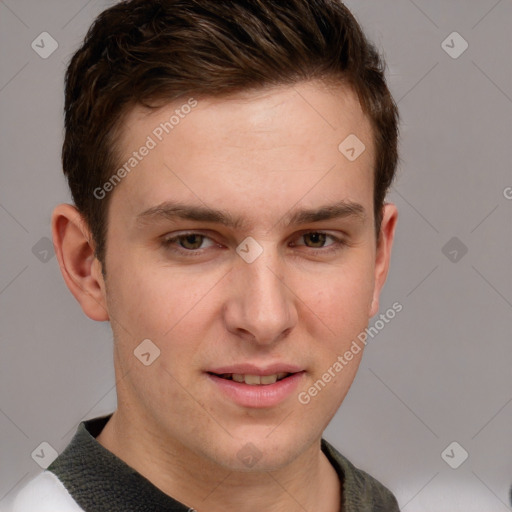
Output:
[10, 0, 400, 510]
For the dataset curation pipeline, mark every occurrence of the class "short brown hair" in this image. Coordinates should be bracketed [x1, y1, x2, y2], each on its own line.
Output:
[63, 0, 399, 265]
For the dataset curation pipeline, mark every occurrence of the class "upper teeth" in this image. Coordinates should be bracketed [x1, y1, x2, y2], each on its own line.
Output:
[224, 373, 289, 385]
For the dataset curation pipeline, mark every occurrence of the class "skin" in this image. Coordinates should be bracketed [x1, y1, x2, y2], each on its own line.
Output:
[52, 79, 397, 512]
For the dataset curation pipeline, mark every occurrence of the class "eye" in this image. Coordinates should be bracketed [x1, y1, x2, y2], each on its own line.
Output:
[300, 232, 331, 248]
[291, 231, 346, 254]
[161, 232, 217, 254]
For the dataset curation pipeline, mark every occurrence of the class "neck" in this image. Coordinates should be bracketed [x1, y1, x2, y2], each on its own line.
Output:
[96, 409, 342, 512]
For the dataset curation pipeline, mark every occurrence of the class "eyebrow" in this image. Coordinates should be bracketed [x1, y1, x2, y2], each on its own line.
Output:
[136, 199, 366, 230]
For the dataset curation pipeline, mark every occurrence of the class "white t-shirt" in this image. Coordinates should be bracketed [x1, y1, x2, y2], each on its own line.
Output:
[6, 472, 84, 512]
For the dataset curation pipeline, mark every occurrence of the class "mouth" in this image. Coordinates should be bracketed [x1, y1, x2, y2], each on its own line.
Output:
[207, 372, 293, 385]
[206, 366, 305, 408]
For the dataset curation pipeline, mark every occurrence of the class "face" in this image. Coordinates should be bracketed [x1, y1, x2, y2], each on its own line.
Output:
[98, 80, 395, 471]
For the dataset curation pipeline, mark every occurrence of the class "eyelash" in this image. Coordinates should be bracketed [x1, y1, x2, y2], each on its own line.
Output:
[160, 231, 347, 257]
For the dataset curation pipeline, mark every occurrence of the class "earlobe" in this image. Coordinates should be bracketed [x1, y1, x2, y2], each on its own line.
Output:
[51, 204, 109, 322]
[369, 203, 398, 318]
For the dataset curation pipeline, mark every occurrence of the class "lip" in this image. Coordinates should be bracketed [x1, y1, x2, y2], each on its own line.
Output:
[206, 367, 305, 408]
[207, 363, 303, 376]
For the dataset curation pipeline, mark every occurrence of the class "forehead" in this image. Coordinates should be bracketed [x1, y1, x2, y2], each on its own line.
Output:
[117, 80, 374, 160]
[109, 80, 375, 227]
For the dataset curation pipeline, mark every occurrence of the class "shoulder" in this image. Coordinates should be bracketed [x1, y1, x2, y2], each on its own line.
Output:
[6, 472, 84, 512]
[343, 460, 400, 511]
[321, 439, 400, 511]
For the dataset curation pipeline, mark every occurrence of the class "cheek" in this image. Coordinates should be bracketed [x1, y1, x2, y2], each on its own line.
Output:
[105, 258, 222, 373]
[304, 257, 375, 337]
[108, 258, 204, 330]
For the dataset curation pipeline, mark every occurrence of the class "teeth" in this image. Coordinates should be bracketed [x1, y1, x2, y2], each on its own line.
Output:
[260, 374, 277, 385]
[228, 373, 290, 385]
[244, 374, 262, 385]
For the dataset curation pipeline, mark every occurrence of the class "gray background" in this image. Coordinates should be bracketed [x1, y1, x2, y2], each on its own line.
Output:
[1, 0, 511, 510]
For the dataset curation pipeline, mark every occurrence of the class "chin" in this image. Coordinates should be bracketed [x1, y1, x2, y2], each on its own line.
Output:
[205, 431, 309, 473]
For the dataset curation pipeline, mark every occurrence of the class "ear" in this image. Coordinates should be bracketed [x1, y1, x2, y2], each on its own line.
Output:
[369, 203, 398, 317]
[51, 204, 109, 321]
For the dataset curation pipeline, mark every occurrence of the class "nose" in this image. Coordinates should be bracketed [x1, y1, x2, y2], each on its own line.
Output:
[223, 248, 298, 346]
